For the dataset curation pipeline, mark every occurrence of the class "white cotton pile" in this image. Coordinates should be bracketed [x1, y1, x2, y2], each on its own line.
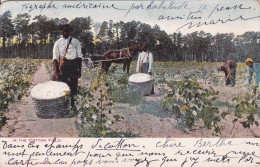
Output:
[31, 81, 70, 100]
[128, 73, 153, 83]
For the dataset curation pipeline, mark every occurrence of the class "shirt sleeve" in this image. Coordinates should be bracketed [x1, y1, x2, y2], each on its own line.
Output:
[52, 41, 60, 62]
[75, 39, 83, 58]
[148, 52, 153, 73]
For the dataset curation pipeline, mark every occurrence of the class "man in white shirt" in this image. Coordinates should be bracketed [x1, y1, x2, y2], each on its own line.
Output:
[136, 44, 153, 74]
[53, 24, 83, 108]
[136, 43, 154, 94]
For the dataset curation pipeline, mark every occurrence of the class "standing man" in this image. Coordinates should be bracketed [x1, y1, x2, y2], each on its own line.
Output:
[53, 24, 83, 108]
[217, 59, 237, 87]
[136, 43, 154, 94]
[246, 57, 260, 96]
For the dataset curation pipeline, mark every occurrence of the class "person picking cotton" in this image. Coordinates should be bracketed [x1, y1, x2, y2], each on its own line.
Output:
[245, 57, 260, 96]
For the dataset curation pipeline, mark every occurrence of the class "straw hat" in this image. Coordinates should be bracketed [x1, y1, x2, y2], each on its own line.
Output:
[245, 57, 254, 64]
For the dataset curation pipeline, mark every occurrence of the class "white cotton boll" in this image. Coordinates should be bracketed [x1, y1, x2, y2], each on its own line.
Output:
[105, 120, 112, 128]
[8, 76, 14, 80]
[78, 111, 83, 118]
[92, 114, 97, 120]
[106, 120, 112, 125]
[30, 81, 70, 100]
[192, 110, 197, 117]
[84, 103, 90, 109]
[128, 73, 153, 83]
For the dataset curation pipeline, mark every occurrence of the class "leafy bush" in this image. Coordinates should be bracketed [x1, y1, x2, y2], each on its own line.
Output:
[162, 79, 225, 134]
[232, 94, 260, 129]
[76, 67, 128, 137]
[97, 65, 144, 105]
[0, 59, 39, 111]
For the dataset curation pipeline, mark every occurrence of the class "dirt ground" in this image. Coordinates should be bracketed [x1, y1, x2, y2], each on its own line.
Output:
[0, 63, 259, 138]
[0, 62, 78, 137]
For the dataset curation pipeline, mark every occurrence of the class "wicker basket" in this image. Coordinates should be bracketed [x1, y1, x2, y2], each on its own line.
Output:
[31, 81, 71, 119]
[32, 95, 71, 119]
[128, 79, 154, 96]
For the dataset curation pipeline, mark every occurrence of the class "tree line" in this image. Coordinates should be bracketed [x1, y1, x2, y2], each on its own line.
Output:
[0, 11, 259, 62]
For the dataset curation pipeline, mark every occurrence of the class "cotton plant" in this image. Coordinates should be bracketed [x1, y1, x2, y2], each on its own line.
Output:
[232, 93, 260, 130]
[0, 59, 39, 111]
[76, 67, 125, 137]
[162, 79, 224, 134]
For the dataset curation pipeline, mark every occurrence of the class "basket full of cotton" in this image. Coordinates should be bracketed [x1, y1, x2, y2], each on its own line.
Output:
[30, 81, 71, 118]
[128, 73, 154, 96]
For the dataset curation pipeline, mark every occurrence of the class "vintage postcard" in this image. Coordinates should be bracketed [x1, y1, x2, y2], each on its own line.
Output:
[0, 0, 260, 166]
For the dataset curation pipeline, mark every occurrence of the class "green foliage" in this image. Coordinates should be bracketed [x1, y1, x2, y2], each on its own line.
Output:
[76, 67, 127, 137]
[117, 73, 129, 87]
[101, 65, 144, 105]
[163, 79, 223, 134]
[0, 59, 39, 111]
[152, 62, 221, 86]
[232, 94, 260, 129]
[1, 8, 260, 61]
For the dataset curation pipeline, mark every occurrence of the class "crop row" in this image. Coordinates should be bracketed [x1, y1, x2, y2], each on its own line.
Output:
[0, 59, 40, 111]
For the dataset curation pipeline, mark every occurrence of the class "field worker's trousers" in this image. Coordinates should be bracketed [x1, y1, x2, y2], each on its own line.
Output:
[226, 67, 236, 87]
[248, 63, 260, 95]
[59, 76, 78, 107]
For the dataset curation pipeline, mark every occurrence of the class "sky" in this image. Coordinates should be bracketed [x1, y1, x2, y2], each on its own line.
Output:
[1, 0, 259, 35]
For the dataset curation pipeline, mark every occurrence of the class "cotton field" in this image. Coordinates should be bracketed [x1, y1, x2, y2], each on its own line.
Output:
[0, 59, 259, 138]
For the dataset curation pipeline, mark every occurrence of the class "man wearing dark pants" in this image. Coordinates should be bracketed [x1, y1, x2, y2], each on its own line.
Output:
[136, 43, 154, 94]
[217, 59, 237, 87]
[52, 24, 82, 108]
